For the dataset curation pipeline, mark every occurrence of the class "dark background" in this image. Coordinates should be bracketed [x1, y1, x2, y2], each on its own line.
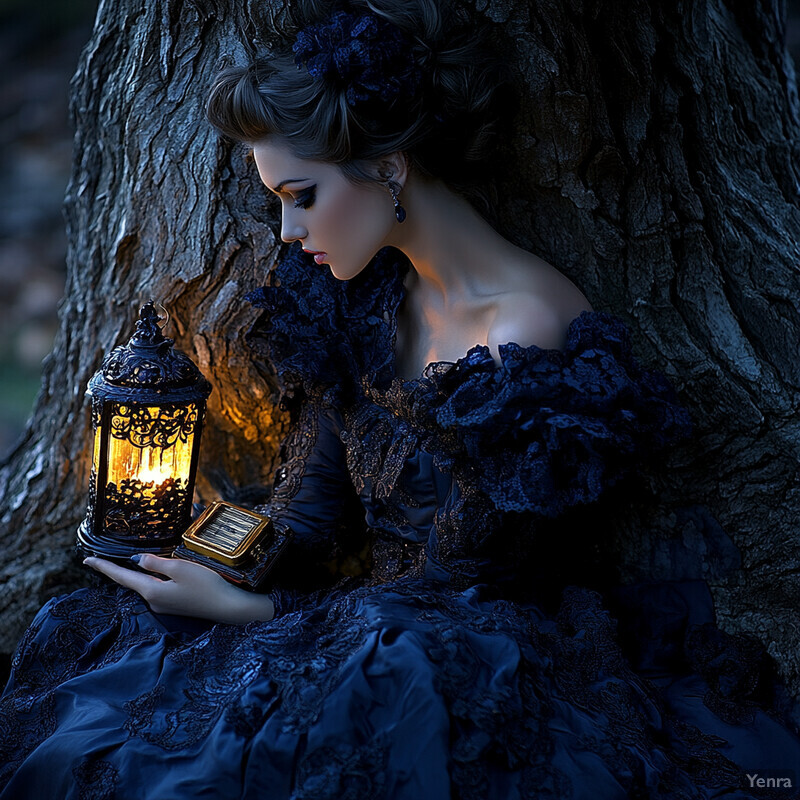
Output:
[0, 0, 95, 456]
[1, 0, 800, 457]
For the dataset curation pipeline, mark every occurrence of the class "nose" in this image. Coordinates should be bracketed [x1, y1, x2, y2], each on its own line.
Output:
[280, 206, 308, 244]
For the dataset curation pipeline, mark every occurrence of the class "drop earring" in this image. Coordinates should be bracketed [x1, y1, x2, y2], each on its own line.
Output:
[387, 180, 406, 223]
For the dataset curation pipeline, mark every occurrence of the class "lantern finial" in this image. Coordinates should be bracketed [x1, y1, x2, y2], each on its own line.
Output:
[131, 301, 167, 348]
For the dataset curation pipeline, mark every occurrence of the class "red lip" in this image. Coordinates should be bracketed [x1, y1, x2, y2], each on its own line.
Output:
[303, 248, 324, 255]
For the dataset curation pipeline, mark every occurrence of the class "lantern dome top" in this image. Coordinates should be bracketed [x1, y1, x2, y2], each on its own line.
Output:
[87, 302, 212, 404]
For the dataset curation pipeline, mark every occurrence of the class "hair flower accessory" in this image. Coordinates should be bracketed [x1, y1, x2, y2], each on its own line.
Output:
[293, 10, 422, 108]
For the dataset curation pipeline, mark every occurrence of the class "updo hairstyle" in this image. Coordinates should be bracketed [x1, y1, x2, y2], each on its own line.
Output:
[206, 0, 514, 218]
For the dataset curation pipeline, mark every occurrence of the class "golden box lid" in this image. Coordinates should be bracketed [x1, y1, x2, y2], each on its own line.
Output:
[181, 501, 272, 566]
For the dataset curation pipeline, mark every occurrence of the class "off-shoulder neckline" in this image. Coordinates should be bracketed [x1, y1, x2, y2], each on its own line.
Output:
[383, 267, 614, 388]
[396, 326, 593, 385]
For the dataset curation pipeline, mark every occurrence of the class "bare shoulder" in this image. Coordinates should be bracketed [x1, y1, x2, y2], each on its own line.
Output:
[488, 250, 592, 353]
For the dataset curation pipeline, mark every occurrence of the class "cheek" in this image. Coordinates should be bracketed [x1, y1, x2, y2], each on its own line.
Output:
[322, 182, 394, 280]
[343, 187, 392, 242]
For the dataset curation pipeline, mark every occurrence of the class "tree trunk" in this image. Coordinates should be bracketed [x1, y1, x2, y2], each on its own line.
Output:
[2, 0, 799, 692]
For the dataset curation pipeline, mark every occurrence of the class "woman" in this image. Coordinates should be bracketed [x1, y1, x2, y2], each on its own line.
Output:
[2, 1, 799, 797]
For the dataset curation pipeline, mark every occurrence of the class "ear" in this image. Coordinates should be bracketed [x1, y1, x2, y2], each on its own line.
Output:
[374, 152, 409, 189]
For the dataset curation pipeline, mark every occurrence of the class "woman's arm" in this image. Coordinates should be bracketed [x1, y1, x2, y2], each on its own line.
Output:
[84, 554, 275, 624]
[263, 405, 356, 558]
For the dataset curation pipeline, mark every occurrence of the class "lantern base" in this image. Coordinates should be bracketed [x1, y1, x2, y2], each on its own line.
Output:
[77, 520, 179, 563]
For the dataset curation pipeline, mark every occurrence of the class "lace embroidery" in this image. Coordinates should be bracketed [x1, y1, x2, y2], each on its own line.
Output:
[368, 535, 425, 583]
[247, 244, 692, 595]
[3, 245, 789, 799]
[120, 600, 373, 751]
[0, 690, 56, 788]
[256, 399, 320, 520]
[340, 400, 420, 505]
[0, 585, 165, 790]
[73, 757, 119, 800]
[685, 622, 768, 726]
[293, 738, 390, 800]
[1, 579, 789, 797]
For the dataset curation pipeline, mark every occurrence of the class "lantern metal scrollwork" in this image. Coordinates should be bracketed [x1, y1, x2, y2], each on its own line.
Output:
[77, 302, 212, 561]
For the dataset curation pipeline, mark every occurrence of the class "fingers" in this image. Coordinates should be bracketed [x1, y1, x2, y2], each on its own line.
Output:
[133, 554, 219, 583]
[133, 553, 183, 579]
[83, 553, 238, 620]
[83, 556, 166, 597]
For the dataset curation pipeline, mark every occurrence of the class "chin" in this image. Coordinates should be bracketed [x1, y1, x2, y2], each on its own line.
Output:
[328, 261, 369, 282]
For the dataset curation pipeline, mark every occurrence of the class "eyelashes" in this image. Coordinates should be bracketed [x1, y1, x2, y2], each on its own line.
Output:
[293, 187, 316, 209]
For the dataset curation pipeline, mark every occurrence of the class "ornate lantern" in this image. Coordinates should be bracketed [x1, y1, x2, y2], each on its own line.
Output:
[77, 302, 212, 561]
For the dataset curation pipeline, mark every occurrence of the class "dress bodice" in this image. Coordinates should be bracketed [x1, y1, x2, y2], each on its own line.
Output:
[246, 245, 692, 589]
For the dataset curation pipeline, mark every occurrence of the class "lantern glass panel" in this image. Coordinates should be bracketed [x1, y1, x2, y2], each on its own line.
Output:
[92, 418, 102, 473]
[100, 402, 198, 539]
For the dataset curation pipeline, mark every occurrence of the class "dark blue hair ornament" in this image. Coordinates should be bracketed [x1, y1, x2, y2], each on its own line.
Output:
[293, 11, 422, 108]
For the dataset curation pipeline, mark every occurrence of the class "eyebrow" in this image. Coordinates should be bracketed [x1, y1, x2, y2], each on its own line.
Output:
[271, 179, 309, 192]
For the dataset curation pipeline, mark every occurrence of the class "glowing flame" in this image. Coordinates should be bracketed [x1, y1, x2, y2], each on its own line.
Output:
[131, 447, 174, 487]
[135, 463, 173, 485]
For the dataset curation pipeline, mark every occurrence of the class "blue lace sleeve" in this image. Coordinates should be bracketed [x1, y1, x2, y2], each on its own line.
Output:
[244, 244, 408, 406]
[258, 405, 351, 553]
[252, 401, 359, 616]
[245, 251, 369, 613]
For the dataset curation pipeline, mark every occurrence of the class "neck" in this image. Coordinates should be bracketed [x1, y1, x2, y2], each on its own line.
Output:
[383, 177, 514, 307]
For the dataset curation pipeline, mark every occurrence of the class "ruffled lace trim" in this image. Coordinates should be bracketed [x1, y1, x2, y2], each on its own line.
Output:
[245, 244, 406, 406]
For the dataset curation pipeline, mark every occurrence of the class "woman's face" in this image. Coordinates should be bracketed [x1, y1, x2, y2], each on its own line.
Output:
[252, 138, 397, 281]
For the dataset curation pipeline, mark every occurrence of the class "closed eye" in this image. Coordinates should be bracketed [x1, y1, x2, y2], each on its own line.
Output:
[293, 187, 316, 209]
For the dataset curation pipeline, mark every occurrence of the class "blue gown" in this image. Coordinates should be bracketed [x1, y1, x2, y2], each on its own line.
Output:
[2, 245, 800, 799]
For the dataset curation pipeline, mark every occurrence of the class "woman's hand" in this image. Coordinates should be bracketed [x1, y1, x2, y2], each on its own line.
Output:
[83, 553, 274, 624]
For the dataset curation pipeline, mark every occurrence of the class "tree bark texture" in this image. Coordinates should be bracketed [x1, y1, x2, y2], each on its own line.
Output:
[1, 0, 799, 691]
